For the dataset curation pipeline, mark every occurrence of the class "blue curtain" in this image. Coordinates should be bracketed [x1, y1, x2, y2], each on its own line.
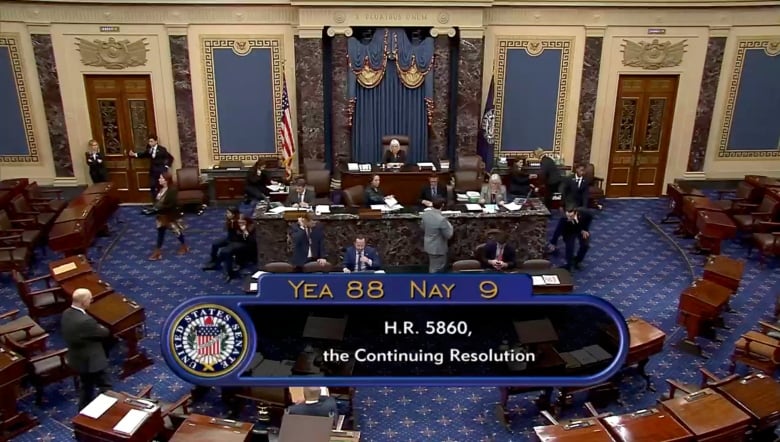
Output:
[347, 28, 434, 164]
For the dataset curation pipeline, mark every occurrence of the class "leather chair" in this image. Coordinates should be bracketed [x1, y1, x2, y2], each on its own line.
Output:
[714, 179, 763, 213]
[584, 164, 605, 210]
[453, 171, 483, 193]
[3, 329, 75, 404]
[520, 259, 553, 270]
[176, 167, 208, 210]
[0, 309, 48, 355]
[342, 185, 365, 208]
[0, 234, 33, 276]
[750, 221, 780, 266]
[303, 261, 332, 273]
[264, 262, 294, 273]
[381, 135, 410, 157]
[12, 270, 69, 321]
[457, 155, 486, 175]
[731, 321, 780, 375]
[24, 182, 66, 215]
[304, 169, 332, 205]
[733, 189, 780, 237]
[0, 210, 41, 249]
[9, 194, 56, 235]
[303, 159, 327, 172]
[452, 244, 486, 272]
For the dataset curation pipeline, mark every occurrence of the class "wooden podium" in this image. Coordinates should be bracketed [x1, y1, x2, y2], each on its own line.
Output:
[0, 348, 38, 439]
[677, 279, 731, 355]
[696, 211, 737, 255]
[681, 196, 725, 237]
[703, 255, 744, 293]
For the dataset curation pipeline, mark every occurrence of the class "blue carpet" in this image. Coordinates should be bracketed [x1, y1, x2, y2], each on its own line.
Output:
[2, 198, 778, 441]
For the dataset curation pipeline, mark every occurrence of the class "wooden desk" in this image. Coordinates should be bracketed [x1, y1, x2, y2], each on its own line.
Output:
[715, 373, 780, 433]
[0, 348, 37, 439]
[659, 388, 750, 441]
[49, 254, 93, 283]
[696, 211, 736, 254]
[604, 317, 665, 390]
[88, 293, 151, 378]
[330, 429, 361, 441]
[72, 391, 164, 442]
[703, 255, 744, 293]
[677, 279, 731, 346]
[681, 196, 724, 237]
[665, 183, 704, 223]
[522, 268, 574, 293]
[49, 184, 119, 256]
[169, 414, 253, 442]
[534, 418, 616, 441]
[602, 408, 693, 442]
[60, 273, 114, 300]
[340, 165, 451, 206]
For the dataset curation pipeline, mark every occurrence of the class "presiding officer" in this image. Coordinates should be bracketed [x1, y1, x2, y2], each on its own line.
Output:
[61, 288, 112, 410]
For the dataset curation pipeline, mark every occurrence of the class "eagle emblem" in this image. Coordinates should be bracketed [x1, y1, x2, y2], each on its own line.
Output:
[482, 108, 495, 145]
[75, 37, 149, 70]
[621, 39, 687, 70]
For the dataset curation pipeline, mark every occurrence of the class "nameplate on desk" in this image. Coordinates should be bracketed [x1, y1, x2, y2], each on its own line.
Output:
[631, 408, 656, 417]
[358, 209, 382, 219]
[52, 262, 78, 275]
[283, 211, 309, 221]
[210, 417, 243, 428]
[684, 390, 710, 402]
[532, 275, 560, 286]
[563, 420, 593, 430]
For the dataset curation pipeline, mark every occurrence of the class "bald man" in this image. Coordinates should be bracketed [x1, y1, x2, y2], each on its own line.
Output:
[61, 288, 112, 410]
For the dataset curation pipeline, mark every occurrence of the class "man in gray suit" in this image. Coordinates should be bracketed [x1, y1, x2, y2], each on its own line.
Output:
[421, 197, 453, 273]
[61, 288, 112, 410]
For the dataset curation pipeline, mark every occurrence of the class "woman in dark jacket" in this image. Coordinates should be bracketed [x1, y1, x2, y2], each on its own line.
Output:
[245, 159, 272, 203]
[508, 161, 536, 200]
[149, 172, 189, 260]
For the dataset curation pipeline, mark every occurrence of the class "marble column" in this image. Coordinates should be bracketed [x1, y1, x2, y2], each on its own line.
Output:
[456, 36, 484, 157]
[294, 35, 325, 161]
[430, 34, 452, 161]
[574, 37, 603, 167]
[687, 37, 726, 172]
[329, 31, 351, 164]
[31, 34, 73, 177]
[168, 35, 199, 169]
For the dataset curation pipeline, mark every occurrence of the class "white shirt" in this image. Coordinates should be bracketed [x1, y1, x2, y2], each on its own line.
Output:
[299, 190, 306, 203]
[576, 177, 583, 188]
[151, 146, 157, 158]
[305, 227, 313, 258]
[71, 305, 87, 315]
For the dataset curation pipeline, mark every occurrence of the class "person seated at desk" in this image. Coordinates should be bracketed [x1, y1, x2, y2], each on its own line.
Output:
[203, 207, 255, 281]
[482, 231, 517, 271]
[507, 161, 536, 200]
[343, 235, 381, 273]
[479, 174, 507, 205]
[290, 212, 328, 272]
[364, 175, 395, 206]
[419, 174, 448, 208]
[245, 159, 272, 204]
[287, 386, 338, 425]
[285, 177, 315, 208]
[383, 138, 407, 164]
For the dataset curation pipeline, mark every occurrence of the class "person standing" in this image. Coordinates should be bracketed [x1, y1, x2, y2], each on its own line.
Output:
[244, 159, 272, 204]
[560, 204, 592, 271]
[290, 212, 328, 272]
[421, 197, 453, 273]
[148, 172, 188, 260]
[61, 288, 112, 411]
[534, 147, 561, 209]
[85, 139, 108, 184]
[128, 134, 173, 203]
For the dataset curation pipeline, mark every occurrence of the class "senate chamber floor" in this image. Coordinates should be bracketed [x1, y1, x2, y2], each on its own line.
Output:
[1, 189, 778, 441]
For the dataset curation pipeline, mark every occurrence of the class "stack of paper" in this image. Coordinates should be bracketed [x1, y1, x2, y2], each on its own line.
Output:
[358, 164, 371, 172]
[456, 193, 468, 202]
[315, 205, 331, 214]
[267, 184, 285, 192]
[465, 204, 482, 211]
[347, 163, 359, 171]
[417, 162, 436, 171]
[80, 394, 117, 418]
[384, 196, 399, 207]
[503, 202, 523, 211]
[466, 191, 480, 199]
[531, 275, 562, 286]
[113, 409, 150, 435]
[440, 161, 450, 170]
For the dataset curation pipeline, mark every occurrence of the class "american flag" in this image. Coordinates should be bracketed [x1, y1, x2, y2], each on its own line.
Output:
[279, 75, 295, 180]
[196, 317, 222, 357]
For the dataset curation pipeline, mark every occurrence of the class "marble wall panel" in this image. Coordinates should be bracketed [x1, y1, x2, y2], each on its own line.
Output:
[456, 37, 483, 158]
[169, 35, 198, 169]
[331, 35, 351, 164]
[294, 37, 325, 161]
[687, 37, 726, 172]
[573, 37, 603, 167]
[32, 34, 73, 177]
[430, 36, 451, 161]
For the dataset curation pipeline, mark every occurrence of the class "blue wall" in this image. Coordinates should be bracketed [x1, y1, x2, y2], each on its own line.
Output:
[727, 49, 780, 151]
[212, 48, 276, 154]
[0, 46, 30, 156]
[500, 49, 562, 152]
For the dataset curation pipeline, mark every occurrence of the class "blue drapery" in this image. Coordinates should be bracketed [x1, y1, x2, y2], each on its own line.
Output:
[347, 28, 434, 164]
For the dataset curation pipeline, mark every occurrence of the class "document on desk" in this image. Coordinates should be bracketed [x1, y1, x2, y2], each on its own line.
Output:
[347, 163, 359, 171]
[543, 275, 560, 285]
[465, 204, 482, 211]
[503, 202, 523, 211]
[531, 276, 546, 286]
[113, 409, 150, 435]
[384, 196, 399, 207]
[52, 262, 78, 275]
[267, 184, 284, 192]
[315, 205, 331, 214]
[466, 191, 480, 199]
[250, 282, 258, 292]
[80, 393, 117, 418]
[456, 193, 468, 201]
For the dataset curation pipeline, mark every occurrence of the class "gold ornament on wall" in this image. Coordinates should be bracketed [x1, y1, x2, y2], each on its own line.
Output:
[75, 37, 149, 69]
[621, 39, 687, 70]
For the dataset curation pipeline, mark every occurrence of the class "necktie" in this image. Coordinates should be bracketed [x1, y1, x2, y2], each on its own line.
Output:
[356, 251, 363, 271]
[497, 245, 503, 261]
[431, 186, 436, 197]
[151, 147, 157, 158]
[491, 194, 496, 204]
[577, 177, 582, 188]
[299, 191, 304, 203]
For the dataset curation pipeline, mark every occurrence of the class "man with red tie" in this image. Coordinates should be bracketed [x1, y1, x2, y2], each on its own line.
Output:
[481, 231, 517, 271]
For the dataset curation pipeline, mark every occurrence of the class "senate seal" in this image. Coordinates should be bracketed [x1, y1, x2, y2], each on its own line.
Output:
[169, 304, 248, 378]
[482, 108, 495, 145]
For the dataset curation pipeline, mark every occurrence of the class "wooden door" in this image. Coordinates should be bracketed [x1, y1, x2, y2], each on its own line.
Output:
[605, 75, 678, 197]
[84, 75, 157, 203]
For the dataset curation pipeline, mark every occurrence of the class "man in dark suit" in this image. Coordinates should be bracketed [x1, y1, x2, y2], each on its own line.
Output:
[287, 387, 338, 426]
[419, 174, 448, 208]
[560, 204, 592, 271]
[85, 139, 108, 184]
[534, 147, 561, 209]
[61, 288, 112, 410]
[285, 177, 315, 208]
[549, 165, 590, 252]
[129, 134, 173, 202]
[481, 231, 517, 271]
[342, 235, 381, 272]
[290, 212, 328, 271]
[382, 139, 407, 164]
